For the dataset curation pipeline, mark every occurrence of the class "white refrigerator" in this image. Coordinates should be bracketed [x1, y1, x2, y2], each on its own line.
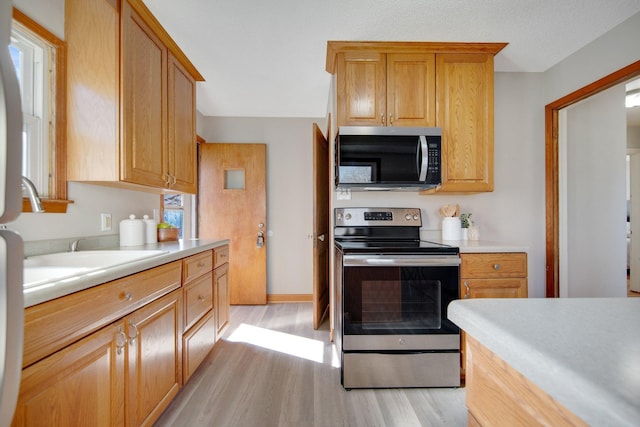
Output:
[0, 0, 25, 425]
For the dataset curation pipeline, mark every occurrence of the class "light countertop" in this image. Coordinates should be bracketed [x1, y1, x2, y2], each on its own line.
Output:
[428, 239, 528, 253]
[23, 239, 229, 308]
[448, 298, 640, 426]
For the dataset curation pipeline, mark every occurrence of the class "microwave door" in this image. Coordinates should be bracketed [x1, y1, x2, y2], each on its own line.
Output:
[418, 135, 428, 182]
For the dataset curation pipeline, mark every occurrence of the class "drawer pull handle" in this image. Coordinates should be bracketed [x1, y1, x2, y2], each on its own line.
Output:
[464, 281, 470, 299]
[197, 261, 205, 268]
[123, 292, 133, 302]
[198, 295, 205, 302]
[493, 264, 501, 270]
[128, 320, 138, 345]
[116, 327, 127, 355]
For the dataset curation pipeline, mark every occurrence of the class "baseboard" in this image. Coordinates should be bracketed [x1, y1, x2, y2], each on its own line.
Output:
[267, 294, 313, 303]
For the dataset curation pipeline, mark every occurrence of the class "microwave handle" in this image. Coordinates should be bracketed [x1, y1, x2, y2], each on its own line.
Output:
[418, 135, 428, 181]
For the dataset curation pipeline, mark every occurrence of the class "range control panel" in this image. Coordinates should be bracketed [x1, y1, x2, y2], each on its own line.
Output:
[335, 208, 422, 227]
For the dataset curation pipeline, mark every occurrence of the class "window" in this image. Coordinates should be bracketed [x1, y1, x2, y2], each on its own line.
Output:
[10, 23, 49, 196]
[10, 9, 69, 211]
[161, 194, 184, 239]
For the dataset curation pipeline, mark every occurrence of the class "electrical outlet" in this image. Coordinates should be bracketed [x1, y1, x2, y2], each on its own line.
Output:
[101, 213, 112, 231]
[336, 188, 351, 200]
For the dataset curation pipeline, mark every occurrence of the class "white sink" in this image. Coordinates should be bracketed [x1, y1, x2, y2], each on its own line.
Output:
[23, 250, 169, 288]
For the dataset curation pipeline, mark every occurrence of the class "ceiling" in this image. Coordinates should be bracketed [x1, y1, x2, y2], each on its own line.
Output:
[143, 0, 640, 119]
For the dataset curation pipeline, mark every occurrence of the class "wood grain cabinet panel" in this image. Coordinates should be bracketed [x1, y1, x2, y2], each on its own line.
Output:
[65, 0, 201, 193]
[436, 53, 495, 192]
[23, 260, 182, 368]
[459, 252, 528, 376]
[183, 310, 217, 382]
[126, 289, 182, 427]
[182, 250, 213, 284]
[336, 51, 435, 127]
[184, 271, 214, 331]
[214, 262, 230, 335]
[12, 321, 126, 427]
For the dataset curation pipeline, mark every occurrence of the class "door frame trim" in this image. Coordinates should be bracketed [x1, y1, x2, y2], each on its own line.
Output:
[545, 60, 640, 297]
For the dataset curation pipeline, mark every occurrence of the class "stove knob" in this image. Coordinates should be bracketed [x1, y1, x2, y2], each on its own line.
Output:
[336, 213, 343, 221]
[405, 214, 411, 221]
[413, 214, 419, 221]
[345, 213, 352, 221]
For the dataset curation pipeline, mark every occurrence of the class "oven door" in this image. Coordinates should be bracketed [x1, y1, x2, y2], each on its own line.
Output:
[341, 254, 460, 349]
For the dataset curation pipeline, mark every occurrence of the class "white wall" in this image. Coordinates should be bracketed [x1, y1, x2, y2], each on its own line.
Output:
[198, 117, 323, 296]
[562, 86, 627, 297]
[10, 183, 160, 241]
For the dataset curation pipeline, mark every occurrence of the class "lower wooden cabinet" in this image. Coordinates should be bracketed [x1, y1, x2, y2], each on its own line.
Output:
[214, 262, 229, 335]
[459, 252, 528, 376]
[13, 289, 182, 427]
[14, 246, 229, 427]
[12, 321, 126, 426]
[127, 290, 182, 427]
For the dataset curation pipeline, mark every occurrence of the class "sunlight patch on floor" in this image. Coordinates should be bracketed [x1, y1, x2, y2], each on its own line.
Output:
[227, 323, 326, 364]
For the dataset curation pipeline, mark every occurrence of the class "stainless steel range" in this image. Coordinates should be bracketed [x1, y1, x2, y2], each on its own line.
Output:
[334, 207, 461, 389]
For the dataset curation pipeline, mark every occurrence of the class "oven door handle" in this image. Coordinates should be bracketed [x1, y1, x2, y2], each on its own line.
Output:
[343, 255, 460, 267]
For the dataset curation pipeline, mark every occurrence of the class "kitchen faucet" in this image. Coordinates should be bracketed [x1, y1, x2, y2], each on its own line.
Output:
[21, 176, 44, 213]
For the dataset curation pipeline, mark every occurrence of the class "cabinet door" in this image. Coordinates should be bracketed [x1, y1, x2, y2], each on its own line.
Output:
[461, 278, 528, 299]
[121, 0, 168, 189]
[386, 53, 436, 127]
[12, 321, 126, 427]
[168, 54, 197, 193]
[214, 263, 230, 334]
[336, 51, 387, 126]
[437, 53, 494, 192]
[127, 290, 182, 427]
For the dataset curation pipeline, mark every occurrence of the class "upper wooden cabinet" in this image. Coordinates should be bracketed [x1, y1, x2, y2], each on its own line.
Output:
[327, 41, 506, 193]
[336, 51, 436, 127]
[66, 0, 202, 194]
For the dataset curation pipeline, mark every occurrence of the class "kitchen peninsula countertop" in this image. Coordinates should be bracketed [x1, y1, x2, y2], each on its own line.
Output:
[448, 298, 640, 426]
[23, 239, 229, 308]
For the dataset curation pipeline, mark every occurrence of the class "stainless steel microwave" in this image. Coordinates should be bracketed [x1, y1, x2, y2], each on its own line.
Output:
[335, 126, 442, 191]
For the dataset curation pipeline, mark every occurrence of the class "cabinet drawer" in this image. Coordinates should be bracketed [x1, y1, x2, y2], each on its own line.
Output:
[184, 271, 213, 331]
[460, 253, 527, 278]
[183, 250, 213, 284]
[183, 310, 216, 383]
[214, 245, 229, 269]
[23, 261, 182, 368]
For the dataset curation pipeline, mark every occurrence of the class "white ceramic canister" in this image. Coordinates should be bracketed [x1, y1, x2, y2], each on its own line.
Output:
[442, 217, 462, 241]
[143, 214, 157, 244]
[120, 214, 145, 246]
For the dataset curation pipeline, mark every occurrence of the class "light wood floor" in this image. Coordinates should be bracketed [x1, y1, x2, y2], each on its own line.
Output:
[155, 303, 467, 427]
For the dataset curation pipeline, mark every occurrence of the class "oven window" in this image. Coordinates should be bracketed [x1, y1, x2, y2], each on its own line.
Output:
[343, 265, 458, 335]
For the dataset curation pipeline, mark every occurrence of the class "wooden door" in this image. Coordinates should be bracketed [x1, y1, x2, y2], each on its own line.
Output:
[12, 321, 126, 427]
[199, 143, 267, 305]
[167, 54, 197, 193]
[312, 124, 330, 329]
[386, 53, 436, 127]
[436, 53, 494, 192]
[121, 1, 168, 188]
[127, 290, 182, 427]
[336, 51, 387, 126]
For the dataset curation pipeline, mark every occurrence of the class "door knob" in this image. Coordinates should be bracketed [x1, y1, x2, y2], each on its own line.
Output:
[256, 231, 265, 248]
[318, 234, 325, 242]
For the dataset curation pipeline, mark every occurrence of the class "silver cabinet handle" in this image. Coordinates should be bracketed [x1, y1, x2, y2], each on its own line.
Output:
[128, 320, 138, 345]
[198, 295, 205, 302]
[123, 292, 133, 302]
[493, 264, 501, 270]
[116, 327, 127, 355]
[464, 281, 470, 299]
[381, 113, 385, 126]
[389, 114, 393, 126]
